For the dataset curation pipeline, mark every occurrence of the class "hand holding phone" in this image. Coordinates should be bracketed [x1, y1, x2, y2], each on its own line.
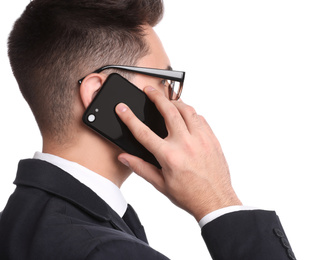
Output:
[82, 73, 168, 168]
[115, 86, 242, 222]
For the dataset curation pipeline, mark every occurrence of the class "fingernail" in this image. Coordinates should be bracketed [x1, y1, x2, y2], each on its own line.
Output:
[145, 86, 155, 92]
[116, 103, 128, 113]
[119, 158, 130, 167]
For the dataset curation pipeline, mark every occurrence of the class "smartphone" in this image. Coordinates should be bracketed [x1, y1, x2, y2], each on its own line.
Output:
[82, 73, 168, 168]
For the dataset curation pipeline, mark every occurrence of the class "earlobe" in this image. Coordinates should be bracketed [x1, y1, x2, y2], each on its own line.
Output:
[80, 74, 106, 109]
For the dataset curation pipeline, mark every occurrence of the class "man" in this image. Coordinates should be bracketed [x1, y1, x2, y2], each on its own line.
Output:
[0, 0, 296, 259]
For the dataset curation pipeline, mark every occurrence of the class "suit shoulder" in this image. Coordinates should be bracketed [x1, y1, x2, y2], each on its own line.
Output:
[86, 238, 169, 260]
[31, 200, 169, 260]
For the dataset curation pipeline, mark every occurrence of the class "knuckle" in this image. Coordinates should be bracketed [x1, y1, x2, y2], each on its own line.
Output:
[185, 105, 196, 115]
[184, 105, 201, 124]
[198, 115, 205, 122]
[183, 137, 195, 151]
[198, 115, 213, 131]
[165, 155, 180, 168]
[200, 138, 212, 152]
[167, 107, 180, 120]
[164, 150, 183, 168]
[135, 127, 150, 141]
[196, 133, 213, 150]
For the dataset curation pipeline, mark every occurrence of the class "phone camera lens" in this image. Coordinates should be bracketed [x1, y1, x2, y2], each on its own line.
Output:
[87, 114, 96, 123]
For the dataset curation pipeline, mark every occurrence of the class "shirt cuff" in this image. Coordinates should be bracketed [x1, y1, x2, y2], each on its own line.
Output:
[199, 205, 259, 228]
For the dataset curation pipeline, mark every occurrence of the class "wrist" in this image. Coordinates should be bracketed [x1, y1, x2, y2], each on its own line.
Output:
[193, 191, 242, 222]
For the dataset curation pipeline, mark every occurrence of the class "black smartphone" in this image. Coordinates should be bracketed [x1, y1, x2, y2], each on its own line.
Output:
[82, 73, 168, 168]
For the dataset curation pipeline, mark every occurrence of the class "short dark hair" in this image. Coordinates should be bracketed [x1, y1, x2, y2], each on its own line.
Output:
[8, 0, 164, 143]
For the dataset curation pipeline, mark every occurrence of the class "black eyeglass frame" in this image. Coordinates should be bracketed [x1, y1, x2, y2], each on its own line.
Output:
[78, 65, 185, 100]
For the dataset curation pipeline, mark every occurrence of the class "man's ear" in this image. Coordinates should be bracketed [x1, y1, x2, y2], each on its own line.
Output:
[80, 73, 107, 109]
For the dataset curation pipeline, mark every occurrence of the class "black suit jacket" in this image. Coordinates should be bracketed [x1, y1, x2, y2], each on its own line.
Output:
[0, 159, 296, 259]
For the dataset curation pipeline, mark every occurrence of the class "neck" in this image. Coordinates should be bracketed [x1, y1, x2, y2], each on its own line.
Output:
[42, 130, 132, 188]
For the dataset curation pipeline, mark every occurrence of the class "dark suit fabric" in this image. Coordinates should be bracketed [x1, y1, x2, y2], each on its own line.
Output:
[202, 210, 296, 260]
[0, 159, 296, 259]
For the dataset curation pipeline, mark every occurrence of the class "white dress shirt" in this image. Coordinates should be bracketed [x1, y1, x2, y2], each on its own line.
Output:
[33, 152, 128, 218]
[33, 152, 257, 228]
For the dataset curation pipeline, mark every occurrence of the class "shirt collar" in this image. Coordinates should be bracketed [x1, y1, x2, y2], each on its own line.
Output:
[33, 151, 127, 218]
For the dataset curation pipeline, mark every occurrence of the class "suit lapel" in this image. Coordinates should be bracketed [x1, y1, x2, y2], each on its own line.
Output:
[14, 159, 135, 237]
[122, 204, 149, 243]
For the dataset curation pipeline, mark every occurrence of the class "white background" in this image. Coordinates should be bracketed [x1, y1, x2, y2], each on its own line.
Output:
[1, 1, 332, 259]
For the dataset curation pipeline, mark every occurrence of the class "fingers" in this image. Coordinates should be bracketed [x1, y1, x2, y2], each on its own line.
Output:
[143, 86, 213, 136]
[115, 103, 164, 154]
[172, 101, 203, 134]
[197, 114, 216, 136]
[143, 86, 188, 135]
[118, 153, 165, 193]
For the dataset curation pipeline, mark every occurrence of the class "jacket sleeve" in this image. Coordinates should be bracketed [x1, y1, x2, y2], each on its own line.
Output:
[201, 210, 296, 260]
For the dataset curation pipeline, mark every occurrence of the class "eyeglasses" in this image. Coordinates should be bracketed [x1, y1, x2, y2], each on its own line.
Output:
[78, 65, 185, 101]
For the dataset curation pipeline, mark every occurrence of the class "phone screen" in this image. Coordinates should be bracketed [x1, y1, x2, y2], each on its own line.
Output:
[82, 73, 168, 168]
